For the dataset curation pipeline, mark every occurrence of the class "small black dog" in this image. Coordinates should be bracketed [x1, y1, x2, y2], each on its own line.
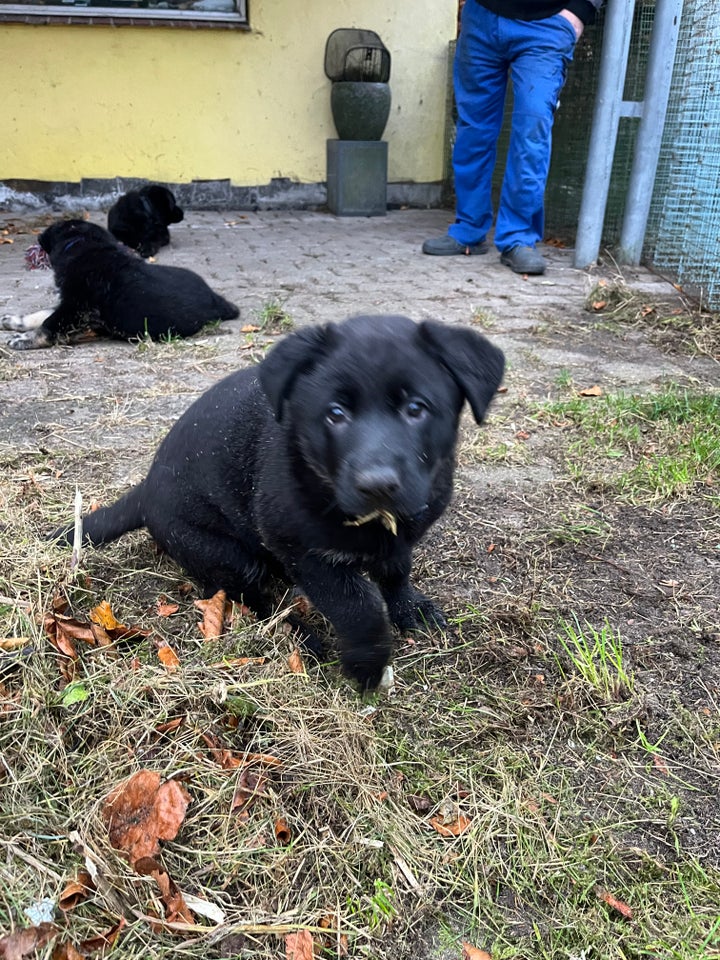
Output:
[108, 184, 184, 258]
[54, 315, 505, 690]
[1, 219, 239, 350]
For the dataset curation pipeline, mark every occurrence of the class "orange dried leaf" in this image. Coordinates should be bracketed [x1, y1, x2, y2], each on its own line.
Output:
[102, 770, 190, 866]
[156, 597, 180, 617]
[287, 647, 305, 675]
[274, 817, 292, 844]
[578, 384, 603, 397]
[51, 942, 84, 960]
[156, 641, 181, 672]
[429, 813, 472, 837]
[0, 637, 30, 651]
[596, 887, 633, 919]
[0, 924, 57, 960]
[195, 589, 228, 640]
[242, 752, 283, 768]
[285, 929, 315, 960]
[155, 717, 184, 735]
[58, 871, 95, 911]
[90, 600, 125, 631]
[591, 299, 607, 310]
[462, 944, 493, 960]
[90, 622, 114, 647]
[77, 918, 125, 954]
[134, 857, 195, 925]
[202, 731, 243, 769]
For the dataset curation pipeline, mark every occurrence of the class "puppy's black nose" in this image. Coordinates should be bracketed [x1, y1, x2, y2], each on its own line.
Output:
[356, 467, 401, 503]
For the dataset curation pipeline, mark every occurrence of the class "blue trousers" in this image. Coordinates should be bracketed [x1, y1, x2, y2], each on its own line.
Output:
[448, 2, 577, 252]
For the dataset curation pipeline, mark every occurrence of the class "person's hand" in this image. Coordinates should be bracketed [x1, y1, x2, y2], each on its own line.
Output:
[559, 9, 584, 39]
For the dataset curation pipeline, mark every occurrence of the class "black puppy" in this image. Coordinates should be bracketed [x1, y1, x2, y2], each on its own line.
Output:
[107, 184, 184, 258]
[54, 315, 505, 690]
[2, 219, 239, 350]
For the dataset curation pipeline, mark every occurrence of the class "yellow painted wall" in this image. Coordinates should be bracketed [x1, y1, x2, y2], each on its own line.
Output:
[0, 1, 456, 186]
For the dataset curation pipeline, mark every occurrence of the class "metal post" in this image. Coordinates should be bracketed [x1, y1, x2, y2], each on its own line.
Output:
[617, 0, 684, 264]
[573, 0, 635, 269]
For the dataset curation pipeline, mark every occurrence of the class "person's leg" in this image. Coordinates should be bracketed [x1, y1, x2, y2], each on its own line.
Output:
[495, 14, 576, 264]
[424, 3, 508, 255]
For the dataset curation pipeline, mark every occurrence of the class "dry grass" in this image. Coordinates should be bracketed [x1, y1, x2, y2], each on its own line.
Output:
[585, 279, 720, 361]
[1, 367, 720, 959]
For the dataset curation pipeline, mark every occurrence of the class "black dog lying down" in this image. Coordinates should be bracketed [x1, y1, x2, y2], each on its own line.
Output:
[54, 315, 505, 690]
[108, 184, 184, 258]
[1, 219, 238, 350]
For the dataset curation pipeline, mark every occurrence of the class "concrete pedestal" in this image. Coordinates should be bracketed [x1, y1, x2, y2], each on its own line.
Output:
[326, 139, 388, 217]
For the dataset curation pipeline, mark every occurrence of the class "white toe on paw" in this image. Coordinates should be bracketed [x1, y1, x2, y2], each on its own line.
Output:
[1, 314, 26, 331]
[7, 332, 42, 350]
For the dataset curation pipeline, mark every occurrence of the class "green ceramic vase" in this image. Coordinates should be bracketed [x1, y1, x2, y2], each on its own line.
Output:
[330, 81, 392, 141]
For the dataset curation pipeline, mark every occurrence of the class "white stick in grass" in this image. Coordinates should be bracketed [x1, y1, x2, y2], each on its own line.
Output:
[70, 487, 83, 571]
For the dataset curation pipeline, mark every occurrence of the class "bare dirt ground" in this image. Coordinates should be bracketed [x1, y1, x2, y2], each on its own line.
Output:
[0, 209, 718, 960]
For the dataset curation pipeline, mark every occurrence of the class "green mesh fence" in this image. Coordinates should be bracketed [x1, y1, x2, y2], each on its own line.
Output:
[443, 2, 720, 307]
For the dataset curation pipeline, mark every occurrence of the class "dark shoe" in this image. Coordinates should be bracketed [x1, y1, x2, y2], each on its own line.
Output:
[500, 245, 546, 275]
[422, 235, 488, 256]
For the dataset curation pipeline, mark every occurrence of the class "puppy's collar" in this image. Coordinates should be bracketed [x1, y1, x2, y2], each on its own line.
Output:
[62, 237, 84, 253]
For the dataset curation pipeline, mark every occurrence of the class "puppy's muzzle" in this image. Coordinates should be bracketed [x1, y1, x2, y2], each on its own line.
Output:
[354, 466, 401, 510]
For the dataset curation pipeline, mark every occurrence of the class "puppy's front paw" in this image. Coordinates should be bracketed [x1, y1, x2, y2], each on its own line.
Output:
[413, 597, 448, 631]
[1, 314, 26, 331]
[387, 590, 447, 633]
[7, 331, 50, 350]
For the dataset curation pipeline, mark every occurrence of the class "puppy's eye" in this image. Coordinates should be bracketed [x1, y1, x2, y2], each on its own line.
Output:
[403, 399, 428, 420]
[326, 404, 349, 426]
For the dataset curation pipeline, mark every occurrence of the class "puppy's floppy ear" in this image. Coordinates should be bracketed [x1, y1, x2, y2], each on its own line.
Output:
[259, 324, 335, 421]
[418, 321, 505, 424]
[148, 185, 184, 223]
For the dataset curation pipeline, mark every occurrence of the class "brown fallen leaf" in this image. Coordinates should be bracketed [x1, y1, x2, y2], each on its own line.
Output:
[596, 886, 633, 919]
[591, 299, 607, 310]
[202, 731, 243, 769]
[0, 924, 57, 960]
[462, 943, 493, 960]
[288, 647, 305, 675]
[51, 942, 84, 960]
[241, 323, 261, 333]
[156, 641, 181, 672]
[43, 611, 95, 659]
[231, 767, 268, 816]
[285, 929, 314, 960]
[578, 384, 603, 397]
[274, 817, 292, 844]
[58, 870, 95, 911]
[134, 857, 195, 925]
[156, 597, 180, 617]
[429, 813, 472, 838]
[76, 918, 126, 954]
[102, 770, 191, 866]
[155, 717, 184, 735]
[194, 589, 228, 640]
